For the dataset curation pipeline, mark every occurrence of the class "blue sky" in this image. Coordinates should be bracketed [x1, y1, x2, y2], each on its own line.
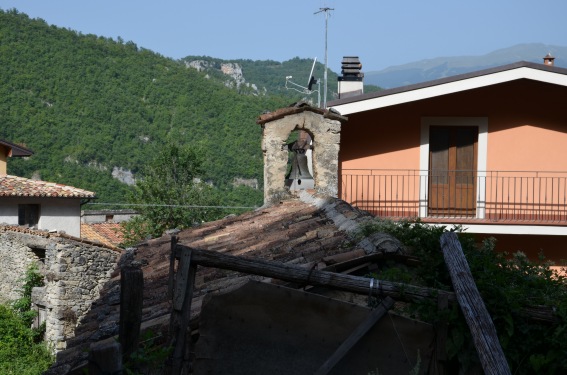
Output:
[1, 0, 566, 72]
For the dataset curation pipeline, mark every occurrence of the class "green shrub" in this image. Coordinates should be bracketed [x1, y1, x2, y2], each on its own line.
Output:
[0, 304, 53, 374]
[0, 264, 53, 374]
[359, 218, 567, 375]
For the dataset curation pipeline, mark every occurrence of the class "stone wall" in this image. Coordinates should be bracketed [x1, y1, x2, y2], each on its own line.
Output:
[259, 106, 346, 204]
[0, 231, 46, 302]
[0, 228, 120, 352]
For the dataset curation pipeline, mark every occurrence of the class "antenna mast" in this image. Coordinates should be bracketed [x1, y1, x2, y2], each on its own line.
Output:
[315, 7, 333, 109]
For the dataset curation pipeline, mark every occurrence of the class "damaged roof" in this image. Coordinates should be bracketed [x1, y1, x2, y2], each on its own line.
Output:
[47, 193, 383, 374]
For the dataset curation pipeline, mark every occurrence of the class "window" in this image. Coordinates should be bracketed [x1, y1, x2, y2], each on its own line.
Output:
[18, 204, 40, 227]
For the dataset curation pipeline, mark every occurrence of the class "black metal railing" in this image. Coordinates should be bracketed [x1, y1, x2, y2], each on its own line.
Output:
[340, 169, 567, 223]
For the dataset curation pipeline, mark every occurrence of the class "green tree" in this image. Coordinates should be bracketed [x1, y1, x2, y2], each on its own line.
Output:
[122, 142, 222, 244]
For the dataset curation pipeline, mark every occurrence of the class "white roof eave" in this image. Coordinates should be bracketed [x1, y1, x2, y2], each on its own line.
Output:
[331, 67, 567, 115]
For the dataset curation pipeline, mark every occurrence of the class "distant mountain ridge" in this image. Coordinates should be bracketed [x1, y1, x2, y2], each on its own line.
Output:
[365, 43, 567, 88]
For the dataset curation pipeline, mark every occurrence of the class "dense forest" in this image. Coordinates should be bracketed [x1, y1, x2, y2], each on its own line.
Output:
[1, 9, 380, 208]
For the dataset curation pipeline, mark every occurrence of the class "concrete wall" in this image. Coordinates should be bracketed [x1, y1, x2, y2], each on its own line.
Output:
[81, 209, 138, 224]
[0, 144, 7, 175]
[339, 79, 567, 173]
[0, 197, 82, 237]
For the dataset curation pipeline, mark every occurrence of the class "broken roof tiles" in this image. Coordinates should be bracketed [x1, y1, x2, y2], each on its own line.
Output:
[46, 194, 376, 374]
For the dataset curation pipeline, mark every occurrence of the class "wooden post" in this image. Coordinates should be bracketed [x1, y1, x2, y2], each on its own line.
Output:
[435, 293, 449, 375]
[314, 296, 395, 375]
[169, 245, 197, 375]
[168, 236, 178, 300]
[89, 339, 122, 375]
[440, 232, 511, 375]
[119, 266, 144, 361]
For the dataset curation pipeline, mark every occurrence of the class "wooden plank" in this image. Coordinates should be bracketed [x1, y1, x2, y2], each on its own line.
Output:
[169, 247, 197, 375]
[435, 293, 449, 375]
[314, 296, 395, 375]
[180, 245, 455, 303]
[440, 232, 511, 375]
[173, 246, 192, 311]
[167, 236, 178, 300]
[119, 266, 144, 360]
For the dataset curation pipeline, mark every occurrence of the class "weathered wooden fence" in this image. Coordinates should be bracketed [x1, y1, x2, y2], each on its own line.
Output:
[86, 232, 558, 374]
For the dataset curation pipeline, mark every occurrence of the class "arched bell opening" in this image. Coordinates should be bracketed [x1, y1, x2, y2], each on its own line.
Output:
[284, 129, 314, 191]
[258, 104, 346, 204]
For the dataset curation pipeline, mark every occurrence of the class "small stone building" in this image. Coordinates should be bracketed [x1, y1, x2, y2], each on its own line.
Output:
[0, 226, 120, 352]
[257, 102, 347, 204]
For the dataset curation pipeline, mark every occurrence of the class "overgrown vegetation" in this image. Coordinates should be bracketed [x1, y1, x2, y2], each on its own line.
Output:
[360, 218, 567, 375]
[121, 142, 227, 245]
[124, 329, 171, 375]
[0, 264, 53, 374]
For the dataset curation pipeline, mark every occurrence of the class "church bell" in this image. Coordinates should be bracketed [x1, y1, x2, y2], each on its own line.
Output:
[287, 150, 313, 181]
[285, 131, 314, 190]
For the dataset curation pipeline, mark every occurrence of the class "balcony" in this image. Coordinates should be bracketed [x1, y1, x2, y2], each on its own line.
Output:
[340, 169, 567, 225]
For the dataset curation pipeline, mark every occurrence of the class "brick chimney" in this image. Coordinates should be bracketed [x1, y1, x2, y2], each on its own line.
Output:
[257, 103, 347, 204]
[337, 56, 364, 99]
[543, 53, 555, 66]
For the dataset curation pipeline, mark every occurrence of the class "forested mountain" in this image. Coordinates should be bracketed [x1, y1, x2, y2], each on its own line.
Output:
[0, 9, 296, 207]
[180, 55, 382, 100]
[0, 9, 380, 208]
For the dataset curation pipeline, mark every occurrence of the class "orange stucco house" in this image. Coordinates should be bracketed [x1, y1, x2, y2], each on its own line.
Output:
[328, 57, 567, 262]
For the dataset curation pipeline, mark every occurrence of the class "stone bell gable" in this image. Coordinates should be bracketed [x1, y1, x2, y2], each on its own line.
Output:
[257, 103, 347, 204]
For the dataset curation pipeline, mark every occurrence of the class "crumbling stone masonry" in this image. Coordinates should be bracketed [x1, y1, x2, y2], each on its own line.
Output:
[0, 231, 45, 303]
[0, 228, 120, 352]
[257, 105, 347, 205]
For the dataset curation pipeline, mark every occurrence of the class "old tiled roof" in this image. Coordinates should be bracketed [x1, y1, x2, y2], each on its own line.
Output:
[257, 101, 347, 125]
[81, 223, 125, 248]
[47, 193, 377, 374]
[0, 224, 123, 253]
[0, 175, 96, 198]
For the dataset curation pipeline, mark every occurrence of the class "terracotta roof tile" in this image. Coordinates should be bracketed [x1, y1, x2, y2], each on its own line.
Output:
[46, 194, 379, 373]
[0, 175, 96, 198]
[257, 101, 347, 125]
[81, 223, 124, 248]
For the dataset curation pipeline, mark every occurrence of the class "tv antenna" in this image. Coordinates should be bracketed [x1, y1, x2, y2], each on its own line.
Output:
[285, 57, 321, 107]
[314, 7, 333, 108]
